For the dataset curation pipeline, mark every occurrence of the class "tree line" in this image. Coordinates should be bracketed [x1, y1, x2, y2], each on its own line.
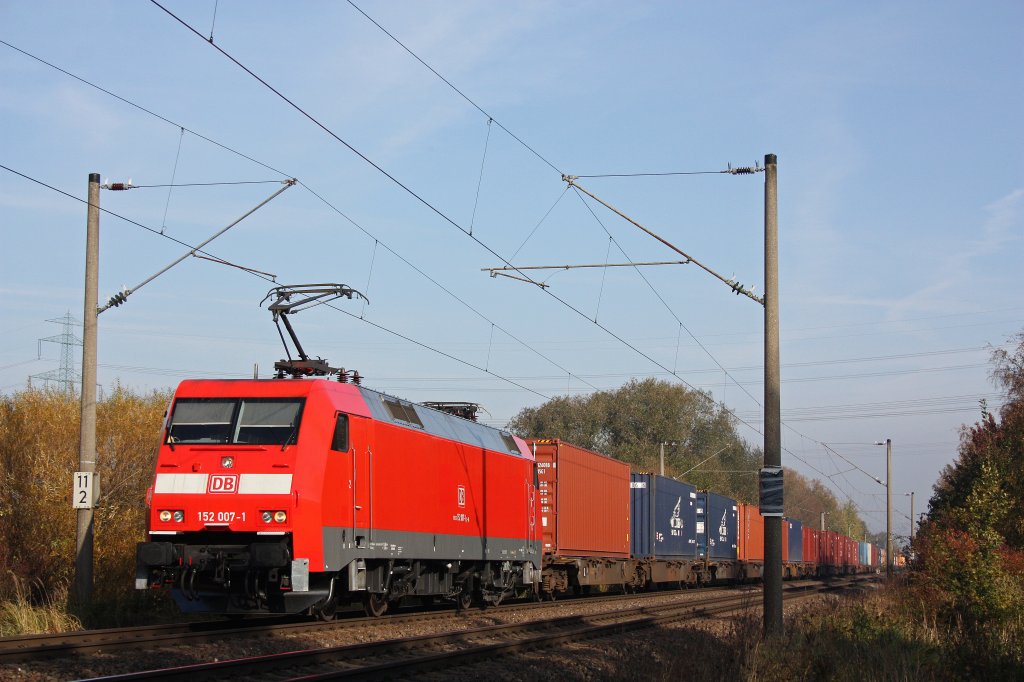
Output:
[915, 331, 1024, 645]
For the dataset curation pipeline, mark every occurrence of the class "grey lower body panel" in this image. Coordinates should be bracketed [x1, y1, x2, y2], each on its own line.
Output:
[321, 526, 541, 573]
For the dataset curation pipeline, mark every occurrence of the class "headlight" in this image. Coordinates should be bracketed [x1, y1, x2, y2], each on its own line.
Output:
[262, 511, 273, 523]
[221, 456, 234, 469]
[172, 510, 184, 523]
[274, 511, 287, 523]
[159, 510, 172, 522]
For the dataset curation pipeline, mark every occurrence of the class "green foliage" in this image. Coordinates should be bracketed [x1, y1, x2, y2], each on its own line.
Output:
[930, 332, 1024, 548]
[917, 458, 1024, 631]
[510, 378, 761, 504]
[0, 385, 171, 619]
[910, 328, 1024, 671]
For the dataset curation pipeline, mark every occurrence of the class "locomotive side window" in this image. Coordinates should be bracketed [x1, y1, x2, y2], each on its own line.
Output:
[331, 413, 350, 452]
[166, 400, 236, 443]
[500, 432, 519, 454]
[166, 398, 304, 445]
[382, 397, 424, 428]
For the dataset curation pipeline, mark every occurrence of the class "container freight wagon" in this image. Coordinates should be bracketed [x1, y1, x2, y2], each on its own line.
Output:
[737, 502, 765, 579]
[819, 531, 836, 574]
[845, 537, 860, 573]
[858, 542, 870, 568]
[630, 473, 702, 585]
[136, 379, 541, 617]
[781, 519, 790, 564]
[802, 526, 820, 571]
[696, 491, 738, 580]
[530, 439, 633, 594]
[786, 518, 805, 577]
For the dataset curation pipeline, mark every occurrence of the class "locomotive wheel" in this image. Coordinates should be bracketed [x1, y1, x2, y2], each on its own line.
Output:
[363, 592, 389, 617]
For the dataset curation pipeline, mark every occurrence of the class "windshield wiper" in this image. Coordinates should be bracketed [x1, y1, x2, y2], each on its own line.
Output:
[281, 424, 300, 451]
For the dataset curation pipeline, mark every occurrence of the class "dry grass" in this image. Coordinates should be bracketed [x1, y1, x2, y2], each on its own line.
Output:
[707, 581, 1024, 682]
[0, 574, 81, 636]
[0, 386, 172, 628]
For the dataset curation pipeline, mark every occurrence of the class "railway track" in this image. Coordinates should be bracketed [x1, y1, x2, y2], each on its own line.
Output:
[0, 582, 753, 664]
[52, 576, 871, 681]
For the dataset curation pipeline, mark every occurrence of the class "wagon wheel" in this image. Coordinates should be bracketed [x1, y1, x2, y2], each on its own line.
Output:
[457, 588, 473, 611]
[363, 592, 389, 617]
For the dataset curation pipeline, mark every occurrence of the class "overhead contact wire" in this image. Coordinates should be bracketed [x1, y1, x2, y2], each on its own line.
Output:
[145, 3, 901, 513]
[296, 181, 596, 390]
[0, 39, 290, 179]
[149, 4, 777, 443]
[1, 38, 586, 395]
[345, 0, 564, 176]
[1, 163, 553, 401]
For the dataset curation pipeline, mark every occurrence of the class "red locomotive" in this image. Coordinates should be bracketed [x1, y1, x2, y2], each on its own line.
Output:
[135, 377, 541, 616]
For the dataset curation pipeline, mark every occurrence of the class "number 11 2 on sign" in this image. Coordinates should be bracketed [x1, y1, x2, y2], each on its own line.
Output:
[73, 472, 99, 509]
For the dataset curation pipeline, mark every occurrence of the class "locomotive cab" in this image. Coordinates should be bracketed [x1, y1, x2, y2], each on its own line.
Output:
[136, 386, 333, 614]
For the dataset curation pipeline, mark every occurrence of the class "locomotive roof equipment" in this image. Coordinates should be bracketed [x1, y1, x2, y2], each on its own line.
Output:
[261, 283, 367, 381]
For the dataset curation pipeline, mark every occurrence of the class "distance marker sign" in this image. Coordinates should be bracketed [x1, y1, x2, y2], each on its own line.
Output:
[73, 471, 100, 509]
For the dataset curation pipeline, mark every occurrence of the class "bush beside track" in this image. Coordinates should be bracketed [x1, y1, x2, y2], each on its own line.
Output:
[0, 386, 175, 631]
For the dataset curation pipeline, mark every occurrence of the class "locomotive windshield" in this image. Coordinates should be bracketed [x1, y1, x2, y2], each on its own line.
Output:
[166, 398, 305, 445]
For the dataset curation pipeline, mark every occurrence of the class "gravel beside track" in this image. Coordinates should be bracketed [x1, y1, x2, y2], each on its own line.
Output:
[0, 577, 873, 681]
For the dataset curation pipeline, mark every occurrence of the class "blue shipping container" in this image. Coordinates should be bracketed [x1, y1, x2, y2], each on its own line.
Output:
[696, 491, 738, 560]
[630, 474, 698, 559]
[859, 542, 870, 566]
[787, 518, 803, 562]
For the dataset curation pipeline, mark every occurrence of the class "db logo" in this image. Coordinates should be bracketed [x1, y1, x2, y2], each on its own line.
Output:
[457, 485, 466, 508]
[209, 475, 239, 494]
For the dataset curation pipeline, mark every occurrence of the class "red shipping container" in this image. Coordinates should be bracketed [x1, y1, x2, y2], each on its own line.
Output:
[737, 502, 765, 562]
[823, 530, 840, 568]
[781, 519, 790, 563]
[802, 526, 816, 565]
[530, 439, 630, 558]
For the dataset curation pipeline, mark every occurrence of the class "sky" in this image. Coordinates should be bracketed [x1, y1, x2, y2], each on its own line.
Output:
[2, 1, 1022, 541]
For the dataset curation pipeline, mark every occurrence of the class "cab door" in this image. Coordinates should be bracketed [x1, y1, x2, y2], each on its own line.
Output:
[349, 414, 373, 545]
[331, 412, 373, 547]
[527, 463, 538, 549]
